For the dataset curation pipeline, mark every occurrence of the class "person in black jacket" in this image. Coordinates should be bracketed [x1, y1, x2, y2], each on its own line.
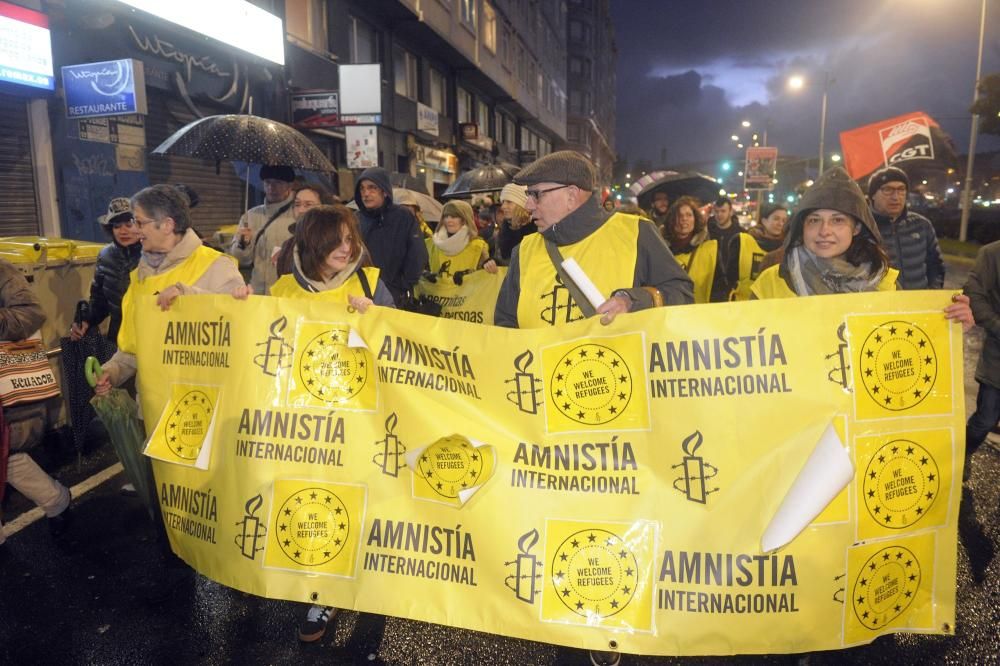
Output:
[867, 166, 945, 290]
[352, 167, 428, 305]
[70, 197, 142, 345]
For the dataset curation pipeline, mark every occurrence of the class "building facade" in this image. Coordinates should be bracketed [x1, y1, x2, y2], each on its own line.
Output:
[560, 0, 616, 186]
[0, 0, 574, 239]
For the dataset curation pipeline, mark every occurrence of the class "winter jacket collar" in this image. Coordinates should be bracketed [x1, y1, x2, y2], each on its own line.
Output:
[540, 197, 608, 246]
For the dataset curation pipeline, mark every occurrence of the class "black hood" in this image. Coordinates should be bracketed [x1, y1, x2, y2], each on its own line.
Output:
[784, 166, 881, 250]
[354, 167, 393, 212]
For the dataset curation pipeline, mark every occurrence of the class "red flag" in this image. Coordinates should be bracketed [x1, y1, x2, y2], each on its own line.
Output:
[839, 111, 956, 181]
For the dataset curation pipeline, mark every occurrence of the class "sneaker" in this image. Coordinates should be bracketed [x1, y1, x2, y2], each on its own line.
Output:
[298, 605, 336, 643]
[589, 649, 621, 666]
[120, 483, 137, 496]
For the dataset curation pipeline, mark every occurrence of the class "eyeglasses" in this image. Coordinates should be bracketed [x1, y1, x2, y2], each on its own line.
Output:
[134, 216, 158, 229]
[878, 185, 907, 197]
[525, 184, 571, 201]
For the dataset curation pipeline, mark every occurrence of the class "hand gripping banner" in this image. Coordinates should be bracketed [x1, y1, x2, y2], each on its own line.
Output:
[134, 290, 963, 656]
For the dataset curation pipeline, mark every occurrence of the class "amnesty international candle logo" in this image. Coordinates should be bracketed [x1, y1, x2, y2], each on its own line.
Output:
[253, 316, 293, 377]
[855, 430, 951, 540]
[671, 430, 719, 504]
[843, 534, 935, 644]
[406, 435, 496, 507]
[264, 479, 366, 576]
[287, 322, 377, 411]
[505, 350, 543, 415]
[541, 519, 655, 631]
[848, 315, 951, 420]
[234, 494, 267, 561]
[145, 384, 219, 469]
[541, 334, 649, 433]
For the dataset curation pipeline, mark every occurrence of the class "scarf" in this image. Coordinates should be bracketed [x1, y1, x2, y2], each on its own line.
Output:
[432, 225, 470, 256]
[292, 248, 362, 293]
[142, 251, 167, 269]
[786, 246, 885, 296]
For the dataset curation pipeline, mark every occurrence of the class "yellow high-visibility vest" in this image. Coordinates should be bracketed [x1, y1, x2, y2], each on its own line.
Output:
[426, 237, 488, 277]
[730, 234, 767, 301]
[118, 245, 231, 354]
[516, 213, 639, 328]
[672, 239, 718, 304]
[270, 267, 381, 303]
[751, 265, 899, 299]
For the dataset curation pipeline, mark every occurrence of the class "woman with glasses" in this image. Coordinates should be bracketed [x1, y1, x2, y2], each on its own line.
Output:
[69, 196, 143, 345]
[273, 182, 339, 280]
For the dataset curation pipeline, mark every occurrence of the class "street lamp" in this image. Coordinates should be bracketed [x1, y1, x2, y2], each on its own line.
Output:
[731, 135, 739, 141]
[830, 153, 841, 163]
[788, 73, 835, 175]
[960, 0, 989, 242]
[741, 120, 751, 128]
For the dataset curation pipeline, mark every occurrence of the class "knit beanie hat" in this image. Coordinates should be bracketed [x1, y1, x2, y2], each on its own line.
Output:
[514, 150, 596, 190]
[499, 183, 528, 208]
[867, 166, 909, 198]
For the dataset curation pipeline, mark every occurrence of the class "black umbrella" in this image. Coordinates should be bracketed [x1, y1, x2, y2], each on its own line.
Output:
[152, 114, 335, 172]
[636, 172, 721, 209]
[441, 164, 520, 199]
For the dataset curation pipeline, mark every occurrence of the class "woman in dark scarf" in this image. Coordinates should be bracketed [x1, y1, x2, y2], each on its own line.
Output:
[750, 167, 972, 328]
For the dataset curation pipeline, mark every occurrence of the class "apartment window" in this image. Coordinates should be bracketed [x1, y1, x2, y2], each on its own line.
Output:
[494, 110, 503, 143]
[504, 116, 516, 148]
[482, 2, 497, 53]
[429, 68, 447, 115]
[569, 56, 591, 78]
[457, 87, 473, 123]
[348, 15, 378, 64]
[460, 0, 477, 29]
[516, 44, 526, 83]
[477, 100, 490, 138]
[500, 25, 511, 69]
[393, 46, 418, 100]
[285, 0, 328, 52]
[569, 20, 591, 45]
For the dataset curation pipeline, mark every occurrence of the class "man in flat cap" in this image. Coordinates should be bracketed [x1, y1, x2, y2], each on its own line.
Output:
[495, 150, 693, 328]
[229, 164, 297, 294]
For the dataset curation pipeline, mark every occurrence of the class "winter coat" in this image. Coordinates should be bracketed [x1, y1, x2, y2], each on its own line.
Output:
[353, 167, 428, 304]
[228, 195, 296, 294]
[872, 208, 944, 290]
[964, 240, 1000, 388]
[86, 241, 142, 342]
[0, 259, 48, 437]
[0, 259, 44, 342]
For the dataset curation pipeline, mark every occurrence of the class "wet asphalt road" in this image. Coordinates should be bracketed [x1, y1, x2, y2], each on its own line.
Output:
[0, 257, 997, 666]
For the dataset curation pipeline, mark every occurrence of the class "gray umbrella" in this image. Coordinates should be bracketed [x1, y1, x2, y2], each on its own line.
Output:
[441, 164, 520, 199]
[152, 114, 335, 172]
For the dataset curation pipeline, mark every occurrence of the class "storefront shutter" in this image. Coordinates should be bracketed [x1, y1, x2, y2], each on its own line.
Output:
[145, 91, 246, 238]
[0, 93, 39, 236]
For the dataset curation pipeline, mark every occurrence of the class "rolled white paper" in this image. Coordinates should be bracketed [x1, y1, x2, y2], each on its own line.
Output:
[561, 257, 607, 310]
[760, 423, 854, 553]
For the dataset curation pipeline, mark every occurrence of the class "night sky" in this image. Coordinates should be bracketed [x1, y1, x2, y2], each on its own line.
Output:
[611, 0, 1000, 169]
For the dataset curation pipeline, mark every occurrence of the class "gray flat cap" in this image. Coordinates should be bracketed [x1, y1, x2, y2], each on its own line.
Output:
[514, 150, 596, 190]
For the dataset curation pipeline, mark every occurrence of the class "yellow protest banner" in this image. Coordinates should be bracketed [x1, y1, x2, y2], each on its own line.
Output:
[133, 290, 963, 656]
[413, 267, 506, 324]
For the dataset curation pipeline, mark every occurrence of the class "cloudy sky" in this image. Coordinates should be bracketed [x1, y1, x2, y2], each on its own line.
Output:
[611, 0, 1000, 168]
